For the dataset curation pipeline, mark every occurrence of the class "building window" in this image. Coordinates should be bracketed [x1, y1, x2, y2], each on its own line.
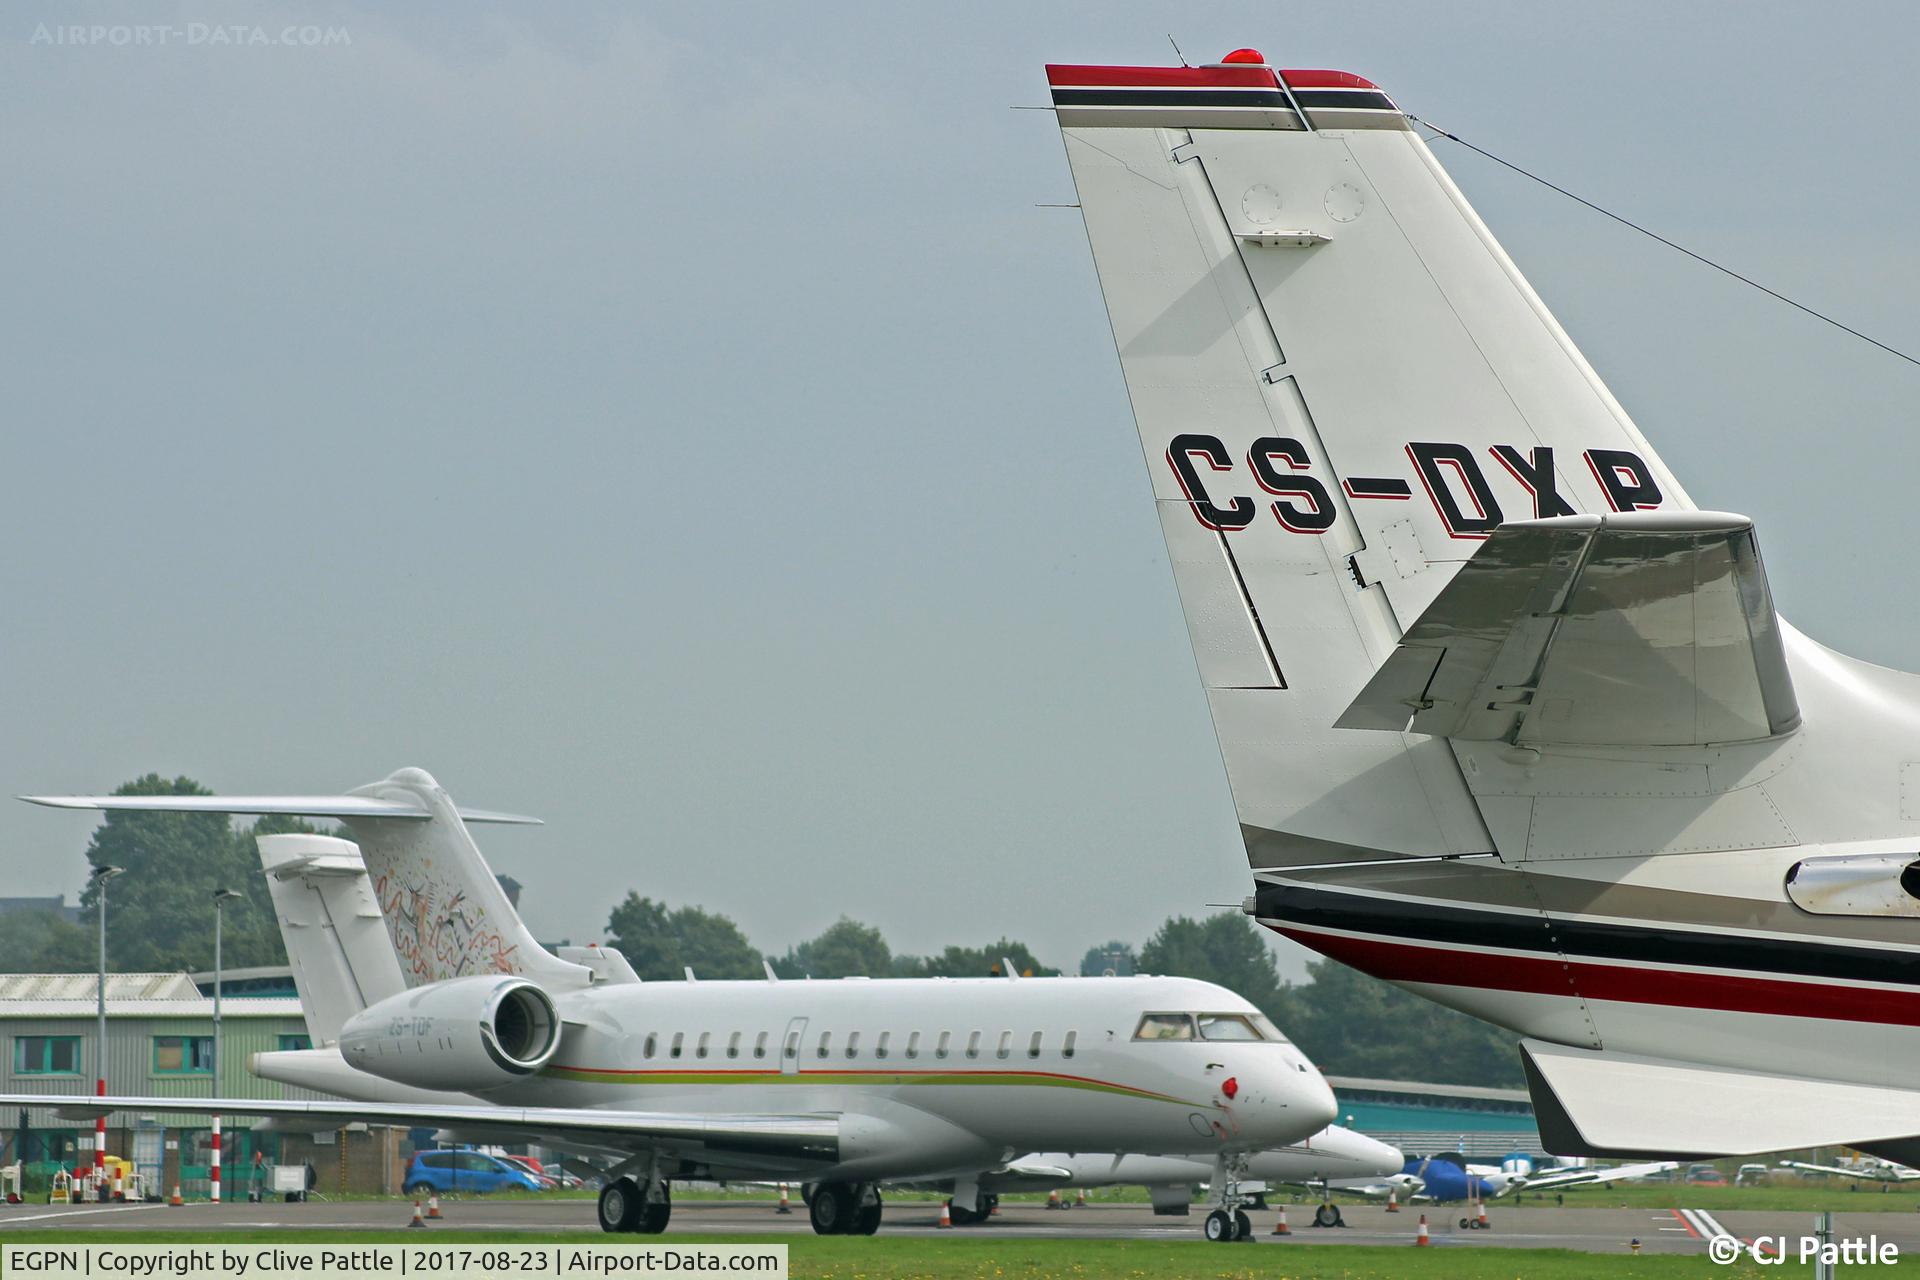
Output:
[1027, 1031, 1043, 1059]
[153, 1036, 213, 1075]
[15, 1036, 80, 1076]
[1062, 1030, 1077, 1059]
[996, 1031, 1013, 1060]
[277, 1034, 312, 1052]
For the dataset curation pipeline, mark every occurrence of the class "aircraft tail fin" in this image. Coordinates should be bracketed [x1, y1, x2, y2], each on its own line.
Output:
[1049, 51, 1694, 867]
[334, 769, 589, 987]
[26, 769, 591, 989]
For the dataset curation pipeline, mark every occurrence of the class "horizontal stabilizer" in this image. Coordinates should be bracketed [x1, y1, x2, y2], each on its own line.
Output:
[1521, 1039, 1920, 1158]
[19, 793, 541, 825]
[1337, 512, 1799, 746]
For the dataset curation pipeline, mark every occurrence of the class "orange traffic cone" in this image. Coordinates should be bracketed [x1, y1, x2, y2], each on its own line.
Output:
[1476, 1198, 1490, 1230]
[1045, 1190, 1062, 1211]
[936, 1200, 953, 1229]
[989, 1199, 1000, 1216]
[408, 1201, 426, 1229]
[1074, 1189, 1086, 1208]
[169, 1185, 184, 1208]
[776, 1184, 792, 1215]
[1270, 1205, 1291, 1236]
[1415, 1213, 1431, 1246]
[427, 1195, 442, 1220]
[1386, 1188, 1400, 1213]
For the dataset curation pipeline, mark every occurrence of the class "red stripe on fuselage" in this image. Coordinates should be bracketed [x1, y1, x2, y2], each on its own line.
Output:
[1272, 925, 1920, 1027]
[1046, 64, 1280, 89]
[1279, 69, 1381, 90]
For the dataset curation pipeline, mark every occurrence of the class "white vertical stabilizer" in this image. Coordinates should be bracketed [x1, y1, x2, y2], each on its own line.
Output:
[339, 769, 593, 989]
[1050, 53, 1696, 867]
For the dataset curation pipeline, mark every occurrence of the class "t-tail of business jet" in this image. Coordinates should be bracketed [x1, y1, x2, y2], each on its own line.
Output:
[1052, 47, 1920, 1162]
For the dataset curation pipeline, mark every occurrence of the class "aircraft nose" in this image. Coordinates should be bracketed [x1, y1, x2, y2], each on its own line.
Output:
[1242, 1056, 1337, 1141]
[1318, 1125, 1405, 1179]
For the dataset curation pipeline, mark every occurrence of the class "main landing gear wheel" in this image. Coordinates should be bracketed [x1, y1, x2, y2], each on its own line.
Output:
[809, 1182, 856, 1235]
[638, 1181, 671, 1233]
[599, 1178, 641, 1233]
[1204, 1209, 1236, 1242]
[1234, 1209, 1252, 1240]
[851, 1187, 882, 1235]
[947, 1193, 994, 1226]
[1314, 1202, 1344, 1228]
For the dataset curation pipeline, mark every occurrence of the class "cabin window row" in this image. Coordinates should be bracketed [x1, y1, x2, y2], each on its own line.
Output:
[636, 1029, 1080, 1061]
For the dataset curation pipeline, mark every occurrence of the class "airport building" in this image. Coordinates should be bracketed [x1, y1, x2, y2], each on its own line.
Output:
[1328, 1075, 1541, 1159]
[0, 973, 400, 1196]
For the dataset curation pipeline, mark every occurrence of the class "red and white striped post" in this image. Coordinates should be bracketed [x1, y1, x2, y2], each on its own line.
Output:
[94, 1079, 107, 1196]
[211, 1116, 222, 1203]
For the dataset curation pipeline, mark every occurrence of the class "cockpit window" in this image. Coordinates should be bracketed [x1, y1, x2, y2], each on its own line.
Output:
[1196, 1013, 1264, 1042]
[1249, 1014, 1290, 1044]
[1133, 1013, 1196, 1041]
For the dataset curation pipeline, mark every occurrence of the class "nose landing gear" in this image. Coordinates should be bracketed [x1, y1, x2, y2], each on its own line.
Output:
[1203, 1155, 1255, 1242]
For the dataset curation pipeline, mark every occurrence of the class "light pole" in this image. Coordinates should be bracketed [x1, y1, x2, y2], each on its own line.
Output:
[89, 864, 123, 1195]
[210, 887, 242, 1205]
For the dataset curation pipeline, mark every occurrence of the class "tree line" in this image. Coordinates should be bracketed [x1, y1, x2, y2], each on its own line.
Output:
[1, 774, 1525, 1085]
[603, 895, 1523, 1085]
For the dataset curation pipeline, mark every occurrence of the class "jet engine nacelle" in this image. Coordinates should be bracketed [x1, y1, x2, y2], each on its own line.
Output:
[338, 975, 560, 1092]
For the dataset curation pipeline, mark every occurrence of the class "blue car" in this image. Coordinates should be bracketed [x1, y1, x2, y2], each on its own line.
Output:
[403, 1149, 544, 1195]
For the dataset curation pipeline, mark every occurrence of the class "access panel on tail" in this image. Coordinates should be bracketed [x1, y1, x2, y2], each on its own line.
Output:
[1050, 52, 1696, 870]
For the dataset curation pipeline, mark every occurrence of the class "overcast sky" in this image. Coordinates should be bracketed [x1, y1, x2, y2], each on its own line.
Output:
[3, 1, 1916, 981]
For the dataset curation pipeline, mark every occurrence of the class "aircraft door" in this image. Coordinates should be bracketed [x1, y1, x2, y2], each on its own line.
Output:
[781, 1017, 807, 1076]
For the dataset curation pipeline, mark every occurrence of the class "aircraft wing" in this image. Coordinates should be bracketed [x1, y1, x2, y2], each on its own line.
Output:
[975, 1161, 1077, 1192]
[1326, 1180, 1418, 1200]
[1780, 1160, 1920, 1183]
[0, 1094, 834, 1164]
[1515, 1161, 1678, 1191]
[1337, 511, 1800, 747]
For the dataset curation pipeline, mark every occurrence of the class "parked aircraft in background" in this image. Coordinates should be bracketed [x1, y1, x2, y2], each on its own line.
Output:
[1051, 46, 1920, 1162]
[1782, 1157, 1920, 1184]
[1389, 1153, 1677, 1203]
[911, 1122, 1401, 1224]
[11, 769, 1336, 1240]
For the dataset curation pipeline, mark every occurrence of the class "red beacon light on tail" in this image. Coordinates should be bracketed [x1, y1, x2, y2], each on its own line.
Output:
[1218, 48, 1267, 65]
